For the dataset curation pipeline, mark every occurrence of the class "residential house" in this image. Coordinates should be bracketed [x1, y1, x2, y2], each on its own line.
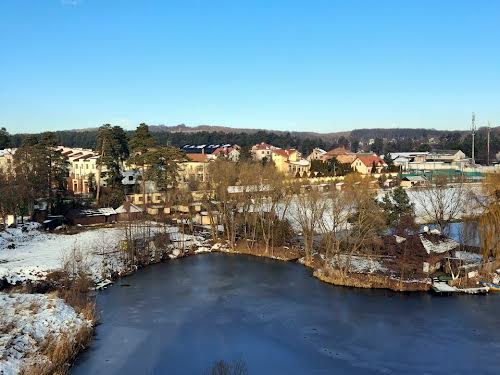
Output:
[381, 231, 459, 275]
[322, 147, 352, 162]
[212, 145, 240, 162]
[178, 144, 240, 183]
[400, 175, 428, 188]
[251, 142, 278, 162]
[418, 232, 459, 273]
[271, 148, 311, 176]
[126, 192, 169, 207]
[350, 155, 387, 174]
[425, 150, 468, 168]
[335, 154, 358, 165]
[387, 152, 429, 171]
[182, 144, 239, 160]
[182, 144, 220, 156]
[306, 148, 327, 161]
[120, 170, 157, 194]
[57, 147, 104, 195]
[405, 149, 469, 171]
[0, 148, 15, 173]
[178, 153, 211, 183]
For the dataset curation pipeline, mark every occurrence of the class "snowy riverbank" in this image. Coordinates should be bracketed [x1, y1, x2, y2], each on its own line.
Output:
[0, 292, 93, 375]
[0, 222, 205, 286]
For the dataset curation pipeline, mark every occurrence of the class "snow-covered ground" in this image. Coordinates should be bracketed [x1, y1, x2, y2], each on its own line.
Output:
[327, 255, 387, 274]
[0, 223, 205, 285]
[0, 292, 92, 375]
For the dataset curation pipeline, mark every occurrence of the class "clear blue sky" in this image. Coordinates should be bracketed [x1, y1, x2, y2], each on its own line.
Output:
[1, 0, 499, 134]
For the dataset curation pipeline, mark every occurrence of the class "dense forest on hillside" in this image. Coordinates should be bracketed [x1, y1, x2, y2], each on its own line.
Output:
[9, 130, 337, 155]
[4, 126, 500, 163]
[350, 128, 448, 140]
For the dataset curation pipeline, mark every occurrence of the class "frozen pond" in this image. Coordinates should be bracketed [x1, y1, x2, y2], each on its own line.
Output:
[72, 254, 499, 375]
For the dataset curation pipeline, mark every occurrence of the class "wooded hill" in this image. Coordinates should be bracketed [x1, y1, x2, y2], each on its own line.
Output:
[4, 124, 499, 163]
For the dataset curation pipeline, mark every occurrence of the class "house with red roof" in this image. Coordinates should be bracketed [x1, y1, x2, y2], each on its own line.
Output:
[350, 155, 387, 174]
[251, 142, 278, 162]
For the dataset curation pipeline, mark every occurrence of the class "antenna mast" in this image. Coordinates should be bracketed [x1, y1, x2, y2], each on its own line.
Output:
[471, 113, 476, 165]
[487, 121, 491, 165]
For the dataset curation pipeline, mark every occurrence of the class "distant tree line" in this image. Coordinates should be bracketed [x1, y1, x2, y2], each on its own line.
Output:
[3, 125, 499, 162]
[7, 129, 337, 155]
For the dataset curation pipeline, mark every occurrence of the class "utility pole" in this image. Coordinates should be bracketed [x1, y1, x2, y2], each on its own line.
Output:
[471, 113, 476, 165]
[487, 121, 491, 165]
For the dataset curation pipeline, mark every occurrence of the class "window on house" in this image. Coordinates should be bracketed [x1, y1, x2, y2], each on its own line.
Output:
[128, 176, 133, 181]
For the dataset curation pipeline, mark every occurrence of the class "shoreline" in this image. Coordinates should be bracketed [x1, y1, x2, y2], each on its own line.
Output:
[0, 231, 482, 373]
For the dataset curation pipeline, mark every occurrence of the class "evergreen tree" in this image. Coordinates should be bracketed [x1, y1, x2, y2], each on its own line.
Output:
[12, 133, 69, 215]
[238, 146, 252, 161]
[129, 123, 155, 154]
[383, 154, 397, 172]
[95, 124, 129, 203]
[129, 123, 157, 204]
[381, 187, 415, 233]
[372, 137, 384, 155]
[0, 127, 10, 149]
[143, 147, 187, 191]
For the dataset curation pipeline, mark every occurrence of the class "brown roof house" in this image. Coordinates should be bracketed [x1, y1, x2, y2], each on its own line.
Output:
[65, 208, 117, 226]
[351, 155, 387, 174]
[115, 202, 144, 221]
[381, 231, 460, 275]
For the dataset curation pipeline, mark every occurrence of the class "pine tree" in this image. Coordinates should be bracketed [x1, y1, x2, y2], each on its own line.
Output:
[129, 123, 157, 205]
[12, 133, 69, 215]
[143, 147, 187, 191]
[95, 124, 130, 203]
[381, 187, 415, 233]
[0, 127, 10, 149]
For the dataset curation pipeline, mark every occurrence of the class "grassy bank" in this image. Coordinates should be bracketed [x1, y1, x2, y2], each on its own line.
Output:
[313, 268, 431, 292]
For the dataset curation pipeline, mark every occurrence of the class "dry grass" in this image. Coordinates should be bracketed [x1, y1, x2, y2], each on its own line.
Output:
[20, 271, 97, 375]
[314, 268, 430, 292]
[0, 320, 15, 335]
[232, 241, 301, 261]
[21, 324, 94, 375]
[28, 301, 39, 314]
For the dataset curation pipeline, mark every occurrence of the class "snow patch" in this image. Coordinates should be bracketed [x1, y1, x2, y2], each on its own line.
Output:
[419, 235, 458, 254]
[0, 293, 91, 375]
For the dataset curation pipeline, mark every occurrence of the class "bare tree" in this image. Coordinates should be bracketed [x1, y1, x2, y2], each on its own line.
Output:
[321, 176, 385, 278]
[319, 187, 352, 268]
[290, 183, 328, 264]
[411, 175, 468, 235]
[207, 160, 239, 249]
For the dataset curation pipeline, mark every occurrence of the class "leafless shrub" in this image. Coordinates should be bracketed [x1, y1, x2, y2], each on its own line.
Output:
[205, 359, 249, 375]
